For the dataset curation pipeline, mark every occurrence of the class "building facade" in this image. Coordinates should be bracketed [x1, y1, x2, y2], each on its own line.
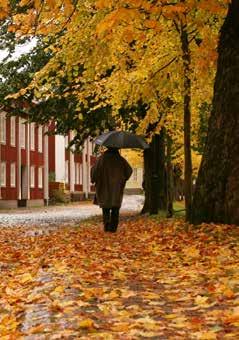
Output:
[48, 126, 96, 201]
[0, 113, 141, 208]
[0, 113, 97, 208]
[0, 112, 48, 208]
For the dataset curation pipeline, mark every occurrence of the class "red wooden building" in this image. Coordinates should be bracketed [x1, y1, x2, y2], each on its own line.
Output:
[0, 112, 48, 208]
[0, 113, 95, 208]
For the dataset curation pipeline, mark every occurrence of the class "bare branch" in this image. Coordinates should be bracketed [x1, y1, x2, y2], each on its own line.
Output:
[149, 56, 178, 80]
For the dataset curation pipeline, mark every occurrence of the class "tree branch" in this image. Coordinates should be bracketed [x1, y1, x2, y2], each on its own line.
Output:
[149, 56, 178, 80]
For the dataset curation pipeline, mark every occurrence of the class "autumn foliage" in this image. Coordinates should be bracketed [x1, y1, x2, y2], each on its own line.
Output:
[1, 216, 239, 338]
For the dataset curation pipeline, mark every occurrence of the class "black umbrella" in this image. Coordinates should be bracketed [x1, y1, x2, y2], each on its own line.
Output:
[94, 131, 149, 149]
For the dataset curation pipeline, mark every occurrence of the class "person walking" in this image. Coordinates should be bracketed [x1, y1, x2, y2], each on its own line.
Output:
[91, 147, 132, 232]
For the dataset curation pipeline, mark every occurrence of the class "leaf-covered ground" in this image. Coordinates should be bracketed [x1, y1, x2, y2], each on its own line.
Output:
[1, 215, 239, 339]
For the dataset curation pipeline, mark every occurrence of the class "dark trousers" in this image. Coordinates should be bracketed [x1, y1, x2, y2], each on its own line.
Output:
[102, 207, 120, 232]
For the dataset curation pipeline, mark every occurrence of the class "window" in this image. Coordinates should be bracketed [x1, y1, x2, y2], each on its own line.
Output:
[30, 166, 35, 188]
[65, 161, 69, 183]
[30, 123, 35, 150]
[38, 167, 43, 188]
[0, 112, 6, 144]
[65, 135, 69, 148]
[10, 117, 16, 146]
[70, 131, 76, 151]
[38, 126, 43, 152]
[80, 163, 83, 185]
[10, 163, 16, 187]
[75, 163, 80, 184]
[20, 119, 26, 149]
[0, 162, 6, 186]
[133, 168, 137, 181]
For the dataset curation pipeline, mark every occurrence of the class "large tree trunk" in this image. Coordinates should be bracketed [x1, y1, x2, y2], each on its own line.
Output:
[191, 0, 239, 225]
[141, 131, 167, 214]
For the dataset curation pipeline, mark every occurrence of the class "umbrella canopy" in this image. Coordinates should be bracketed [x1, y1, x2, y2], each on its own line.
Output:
[94, 131, 149, 149]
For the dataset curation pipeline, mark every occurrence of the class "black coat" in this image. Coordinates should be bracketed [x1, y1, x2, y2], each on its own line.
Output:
[91, 150, 132, 208]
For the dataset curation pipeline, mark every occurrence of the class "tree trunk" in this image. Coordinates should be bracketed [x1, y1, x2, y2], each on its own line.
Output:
[154, 130, 167, 212]
[181, 23, 193, 221]
[191, 0, 239, 225]
[141, 147, 152, 214]
[166, 135, 174, 218]
[141, 131, 167, 214]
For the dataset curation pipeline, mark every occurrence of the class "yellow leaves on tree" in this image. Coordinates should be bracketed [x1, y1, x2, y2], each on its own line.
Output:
[3, 0, 229, 170]
[96, 7, 140, 38]
[0, 0, 9, 20]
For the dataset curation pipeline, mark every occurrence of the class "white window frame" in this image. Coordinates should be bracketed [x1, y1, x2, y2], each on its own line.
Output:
[0, 162, 6, 187]
[30, 166, 35, 188]
[38, 167, 43, 188]
[10, 163, 16, 187]
[0, 112, 6, 144]
[133, 168, 138, 181]
[20, 118, 26, 149]
[38, 126, 43, 153]
[65, 161, 69, 184]
[65, 135, 69, 148]
[75, 162, 80, 185]
[80, 163, 83, 185]
[30, 123, 35, 151]
[10, 116, 16, 146]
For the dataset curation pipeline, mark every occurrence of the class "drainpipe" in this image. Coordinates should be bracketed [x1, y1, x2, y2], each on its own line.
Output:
[26, 121, 30, 201]
[69, 131, 75, 195]
[43, 125, 49, 206]
[0, 133, 1, 200]
[82, 140, 88, 199]
[87, 139, 92, 196]
[18, 118, 21, 200]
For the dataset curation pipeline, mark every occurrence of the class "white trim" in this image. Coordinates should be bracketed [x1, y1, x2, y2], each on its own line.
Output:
[26, 122, 30, 198]
[0, 140, 1, 198]
[0, 112, 6, 144]
[82, 141, 88, 198]
[10, 116, 16, 146]
[75, 162, 80, 185]
[10, 163, 16, 187]
[30, 166, 35, 188]
[65, 135, 69, 148]
[80, 163, 83, 185]
[38, 167, 43, 188]
[30, 123, 35, 151]
[55, 135, 65, 182]
[0, 162, 6, 187]
[43, 126, 49, 201]
[17, 118, 21, 199]
[69, 131, 75, 192]
[38, 125, 43, 153]
[65, 160, 69, 184]
[20, 118, 26, 149]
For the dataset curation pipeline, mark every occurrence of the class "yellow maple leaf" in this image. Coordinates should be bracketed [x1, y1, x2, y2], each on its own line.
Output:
[78, 318, 95, 329]
[52, 285, 65, 294]
[19, 272, 34, 284]
[183, 246, 200, 258]
[194, 330, 217, 339]
[195, 295, 209, 306]
[111, 322, 131, 332]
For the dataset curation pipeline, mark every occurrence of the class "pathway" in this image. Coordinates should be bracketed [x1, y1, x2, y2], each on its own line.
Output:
[0, 194, 144, 227]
